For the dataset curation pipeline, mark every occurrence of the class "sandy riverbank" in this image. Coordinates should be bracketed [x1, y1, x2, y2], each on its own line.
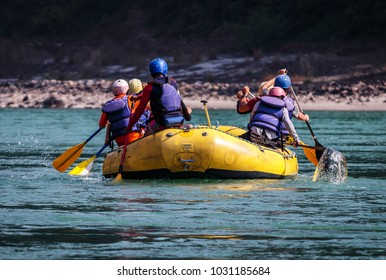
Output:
[1, 78, 385, 111]
[2, 91, 385, 111]
[184, 96, 386, 111]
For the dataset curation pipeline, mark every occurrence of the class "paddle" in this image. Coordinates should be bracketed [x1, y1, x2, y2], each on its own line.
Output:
[247, 92, 256, 98]
[113, 136, 129, 182]
[289, 86, 325, 161]
[52, 127, 103, 172]
[299, 140, 325, 167]
[201, 100, 211, 127]
[297, 142, 326, 151]
[68, 142, 110, 176]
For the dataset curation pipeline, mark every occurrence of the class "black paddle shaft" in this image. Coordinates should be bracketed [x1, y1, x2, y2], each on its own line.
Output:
[290, 87, 324, 159]
[85, 127, 103, 143]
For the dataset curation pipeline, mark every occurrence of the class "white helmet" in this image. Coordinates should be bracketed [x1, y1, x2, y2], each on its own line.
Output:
[128, 78, 143, 94]
[112, 79, 129, 95]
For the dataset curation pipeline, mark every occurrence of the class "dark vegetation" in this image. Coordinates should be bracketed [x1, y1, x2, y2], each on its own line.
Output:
[0, 0, 385, 80]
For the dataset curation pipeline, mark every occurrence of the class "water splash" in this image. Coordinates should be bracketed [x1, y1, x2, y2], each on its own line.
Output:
[312, 148, 348, 183]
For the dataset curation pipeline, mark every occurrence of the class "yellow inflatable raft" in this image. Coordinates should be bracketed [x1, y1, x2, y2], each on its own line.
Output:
[102, 125, 298, 179]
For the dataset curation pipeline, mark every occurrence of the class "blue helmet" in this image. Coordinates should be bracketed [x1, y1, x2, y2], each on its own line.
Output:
[274, 74, 292, 89]
[149, 58, 168, 76]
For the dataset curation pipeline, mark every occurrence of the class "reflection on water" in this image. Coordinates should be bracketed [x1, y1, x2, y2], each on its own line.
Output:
[1, 109, 386, 260]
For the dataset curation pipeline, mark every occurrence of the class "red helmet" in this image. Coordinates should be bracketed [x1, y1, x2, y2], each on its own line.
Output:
[268, 86, 286, 97]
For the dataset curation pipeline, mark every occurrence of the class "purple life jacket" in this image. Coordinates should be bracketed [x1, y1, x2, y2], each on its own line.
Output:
[102, 96, 131, 138]
[149, 77, 184, 127]
[249, 96, 285, 138]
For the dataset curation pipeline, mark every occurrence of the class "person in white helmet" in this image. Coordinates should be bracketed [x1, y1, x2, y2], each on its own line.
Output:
[99, 79, 131, 146]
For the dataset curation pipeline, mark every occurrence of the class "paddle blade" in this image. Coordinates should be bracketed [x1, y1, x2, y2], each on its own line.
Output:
[52, 143, 85, 172]
[113, 173, 123, 183]
[113, 163, 125, 183]
[300, 141, 319, 166]
[312, 165, 320, 182]
[68, 155, 96, 176]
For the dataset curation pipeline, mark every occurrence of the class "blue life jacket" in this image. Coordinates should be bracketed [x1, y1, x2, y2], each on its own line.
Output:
[132, 109, 151, 132]
[249, 96, 285, 138]
[149, 77, 184, 127]
[102, 96, 131, 138]
[127, 96, 151, 132]
[280, 97, 295, 135]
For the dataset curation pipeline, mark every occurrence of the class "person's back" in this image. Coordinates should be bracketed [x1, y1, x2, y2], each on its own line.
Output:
[126, 78, 151, 142]
[248, 87, 300, 148]
[148, 76, 186, 128]
[126, 58, 191, 134]
[98, 79, 131, 147]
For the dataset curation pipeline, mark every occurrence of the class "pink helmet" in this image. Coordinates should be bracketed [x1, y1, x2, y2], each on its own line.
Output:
[112, 79, 129, 95]
[268, 86, 286, 97]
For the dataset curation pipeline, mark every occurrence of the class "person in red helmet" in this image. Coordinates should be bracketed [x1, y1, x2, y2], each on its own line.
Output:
[125, 58, 192, 135]
[247, 86, 301, 148]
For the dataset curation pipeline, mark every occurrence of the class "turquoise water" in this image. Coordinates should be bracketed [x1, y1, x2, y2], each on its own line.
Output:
[0, 108, 385, 260]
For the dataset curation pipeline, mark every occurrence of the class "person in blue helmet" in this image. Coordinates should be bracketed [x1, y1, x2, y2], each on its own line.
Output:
[236, 68, 288, 114]
[125, 58, 192, 135]
[237, 69, 309, 122]
[236, 69, 309, 145]
[261, 70, 309, 122]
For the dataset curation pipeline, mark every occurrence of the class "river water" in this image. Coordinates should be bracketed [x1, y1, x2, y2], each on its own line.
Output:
[0, 108, 385, 260]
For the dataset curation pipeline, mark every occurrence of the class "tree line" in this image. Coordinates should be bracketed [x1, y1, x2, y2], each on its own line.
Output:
[1, 0, 385, 51]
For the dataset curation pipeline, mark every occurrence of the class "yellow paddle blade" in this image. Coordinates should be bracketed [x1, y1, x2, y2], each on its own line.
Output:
[68, 155, 96, 176]
[299, 141, 319, 167]
[312, 165, 320, 182]
[113, 173, 123, 183]
[52, 143, 85, 172]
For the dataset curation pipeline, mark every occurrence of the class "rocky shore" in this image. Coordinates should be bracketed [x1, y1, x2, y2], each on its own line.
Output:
[1, 77, 385, 111]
